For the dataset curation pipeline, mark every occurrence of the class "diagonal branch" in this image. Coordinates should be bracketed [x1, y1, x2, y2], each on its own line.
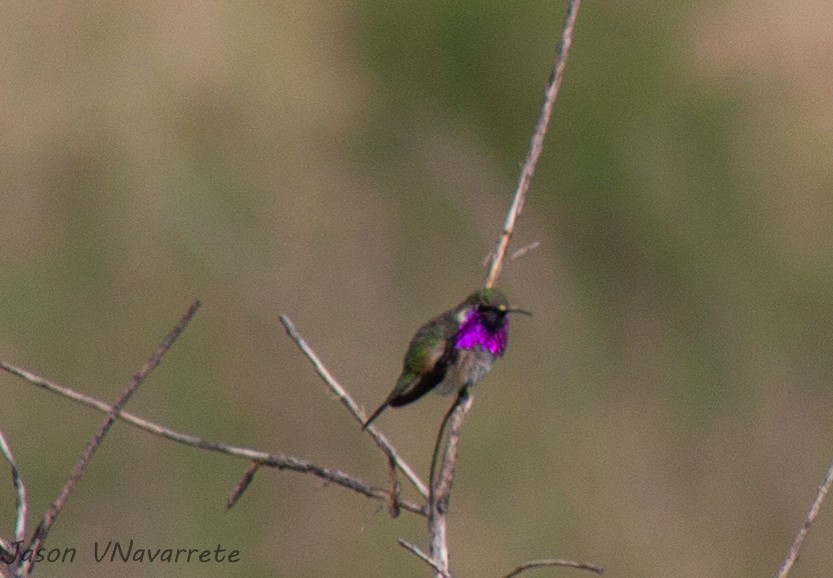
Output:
[0, 430, 27, 562]
[775, 458, 833, 578]
[484, 0, 581, 289]
[399, 539, 454, 578]
[226, 461, 261, 509]
[279, 315, 428, 499]
[19, 299, 201, 575]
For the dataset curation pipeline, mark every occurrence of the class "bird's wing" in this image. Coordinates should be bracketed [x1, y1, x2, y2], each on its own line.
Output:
[389, 317, 457, 407]
[362, 312, 459, 429]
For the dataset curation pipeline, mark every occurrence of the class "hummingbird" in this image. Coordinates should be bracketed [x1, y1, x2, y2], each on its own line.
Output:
[362, 288, 529, 429]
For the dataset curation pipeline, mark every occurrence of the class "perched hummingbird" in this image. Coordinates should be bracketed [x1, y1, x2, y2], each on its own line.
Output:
[362, 288, 528, 429]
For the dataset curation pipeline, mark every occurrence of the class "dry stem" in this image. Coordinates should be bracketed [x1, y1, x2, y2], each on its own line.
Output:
[0, 431, 26, 563]
[428, 391, 474, 577]
[0, 360, 426, 518]
[501, 558, 604, 578]
[18, 300, 200, 575]
[775, 458, 833, 578]
[484, 0, 581, 289]
[399, 539, 454, 578]
[279, 315, 428, 499]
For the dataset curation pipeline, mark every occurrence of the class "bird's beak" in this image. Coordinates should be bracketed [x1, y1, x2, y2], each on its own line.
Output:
[508, 307, 532, 317]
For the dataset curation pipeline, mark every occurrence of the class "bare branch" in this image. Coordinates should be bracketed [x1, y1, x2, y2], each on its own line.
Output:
[484, 0, 581, 289]
[279, 315, 428, 499]
[0, 363, 426, 518]
[0, 4, 588, 576]
[20, 299, 201, 575]
[227, 462, 261, 509]
[775, 458, 833, 578]
[386, 454, 401, 518]
[0, 430, 26, 562]
[510, 241, 541, 261]
[501, 558, 605, 578]
[398, 539, 454, 578]
[421, 2, 583, 571]
[428, 390, 474, 577]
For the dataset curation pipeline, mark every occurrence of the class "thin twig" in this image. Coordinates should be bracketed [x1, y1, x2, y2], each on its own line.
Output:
[398, 539, 454, 578]
[279, 314, 428, 499]
[0, 361, 426, 517]
[501, 558, 605, 578]
[20, 299, 201, 575]
[428, 392, 465, 505]
[510, 241, 541, 261]
[484, 0, 581, 289]
[386, 453, 401, 518]
[428, 391, 474, 578]
[0, 430, 26, 560]
[227, 461, 261, 509]
[775, 458, 833, 578]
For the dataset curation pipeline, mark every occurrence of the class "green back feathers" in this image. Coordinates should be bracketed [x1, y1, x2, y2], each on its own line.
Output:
[403, 322, 447, 374]
[461, 288, 509, 310]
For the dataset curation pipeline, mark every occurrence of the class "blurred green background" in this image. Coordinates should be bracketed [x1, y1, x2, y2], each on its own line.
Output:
[2, 1, 833, 576]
